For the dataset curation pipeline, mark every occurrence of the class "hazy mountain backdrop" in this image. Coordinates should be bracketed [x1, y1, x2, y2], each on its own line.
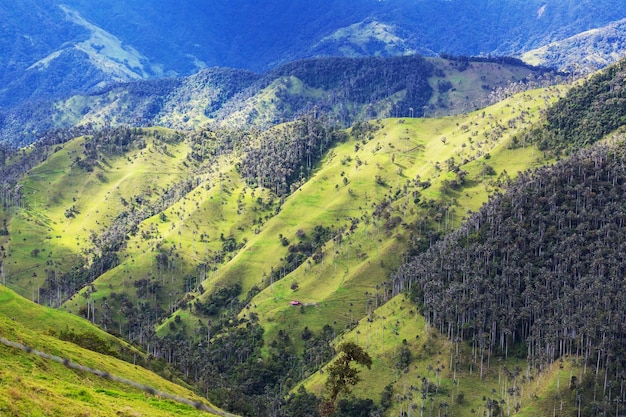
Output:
[2, 0, 626, 109]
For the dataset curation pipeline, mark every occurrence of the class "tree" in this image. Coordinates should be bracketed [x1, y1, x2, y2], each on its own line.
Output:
[321, 342, 372, 416]
[284, 386, 321, 417]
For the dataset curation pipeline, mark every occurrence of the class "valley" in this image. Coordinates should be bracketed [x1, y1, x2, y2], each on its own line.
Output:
[2, 3, 626, 414]
[0, 73, 578, 415]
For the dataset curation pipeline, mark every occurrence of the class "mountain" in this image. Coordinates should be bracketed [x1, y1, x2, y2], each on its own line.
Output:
[2, 0, 626, 115]
[0, 0, 384, 109]
[5, 1, 626, 414]
[0, 71, 569, 414]
[523, 18, 626, 73]
[3, 56, 626, 415]
[1, 54, 561, 145]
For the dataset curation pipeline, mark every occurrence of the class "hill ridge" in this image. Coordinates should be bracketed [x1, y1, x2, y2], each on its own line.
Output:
[0, 284, 226, 416]
[1, 53, 563, 145]
[4, 57, 626, 416]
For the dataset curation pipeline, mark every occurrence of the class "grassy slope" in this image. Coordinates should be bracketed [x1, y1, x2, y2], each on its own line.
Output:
[249, 86, 565, 340]
[426, 58, 548, 117]
[0, 285, 224, 417]
[2, 84, 570, 415]
[522, 19, 626, 73]
[53, 84, 567, 345]
[60, 150, 278, 328]
[301, 295, 581, 417]
[148, 85, 567, 349]
[4, 128, 196, 302]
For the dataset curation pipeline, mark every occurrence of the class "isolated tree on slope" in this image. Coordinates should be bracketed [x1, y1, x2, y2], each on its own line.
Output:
[321, 341, 372, 416]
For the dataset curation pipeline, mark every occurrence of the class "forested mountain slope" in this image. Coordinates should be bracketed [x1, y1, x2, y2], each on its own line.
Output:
[516, 56, 626, 154]
[523, 18, 626, 74]
[392, 133, 626, 416]
[1, 54, 560, 145]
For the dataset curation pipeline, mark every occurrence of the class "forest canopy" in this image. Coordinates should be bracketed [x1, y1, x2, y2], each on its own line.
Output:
[394, 137, 626, 375]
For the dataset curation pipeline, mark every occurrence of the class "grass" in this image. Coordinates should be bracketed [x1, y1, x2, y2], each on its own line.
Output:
[425, 57, 551, 117]
[317, 20, 408, 56]
[50, 86, 565, 344]
[232, 86, 566, 344]
[1, 84, 574, 415]
[0, 285, 226, 417]
[6, 130, 196, 299]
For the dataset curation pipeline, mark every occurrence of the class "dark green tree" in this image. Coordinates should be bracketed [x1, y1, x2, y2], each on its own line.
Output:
[321, 342, 372, 416]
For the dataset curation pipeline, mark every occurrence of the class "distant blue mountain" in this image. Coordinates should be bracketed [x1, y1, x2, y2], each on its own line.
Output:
[1, 0, 626, 112]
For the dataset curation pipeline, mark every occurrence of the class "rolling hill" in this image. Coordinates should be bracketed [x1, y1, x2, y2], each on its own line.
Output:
[0, 285, 229, 416]
[3, 51, 626, 416]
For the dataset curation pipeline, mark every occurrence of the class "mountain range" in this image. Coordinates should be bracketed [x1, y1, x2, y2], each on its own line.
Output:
[2, 0, 626, 113]
[3, 2, 626, 416]
[1, 54, 563, 145]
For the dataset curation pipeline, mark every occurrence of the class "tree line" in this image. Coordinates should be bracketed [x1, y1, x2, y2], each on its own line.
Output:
[394, 137, 626, 414]
[513, 58, 626, 154]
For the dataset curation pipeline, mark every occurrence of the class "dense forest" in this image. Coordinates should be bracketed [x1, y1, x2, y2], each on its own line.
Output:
[394, 137, 626, 415]
[264, 55, 434, 119]
[514, 58, 626, 153]
[240, 115, 347, 195]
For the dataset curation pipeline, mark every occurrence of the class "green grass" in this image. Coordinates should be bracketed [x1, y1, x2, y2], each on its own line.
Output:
[425, 57, 550, 117]
[5, 130, 197, 299]
[299, 295, 585, 417]
[0, 285, 225, 416]
[232, 86, 566, 343]
[52, 85, 568, 345]
[4, 86, 566, 332]
[1, 84, 574, 415]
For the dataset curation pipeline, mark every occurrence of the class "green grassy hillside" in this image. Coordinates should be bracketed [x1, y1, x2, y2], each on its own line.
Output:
[52, 85, 565, 346]
[234, 86, 566, 342]
[0, 285, 226, 416]
[2, 128, 201, 306]
[0, 82, 570, 414]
